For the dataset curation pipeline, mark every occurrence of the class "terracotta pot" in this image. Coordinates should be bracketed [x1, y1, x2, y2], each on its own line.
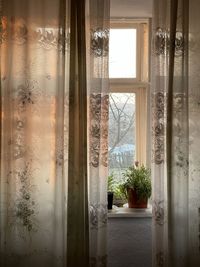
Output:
[127, 188, 148, 208]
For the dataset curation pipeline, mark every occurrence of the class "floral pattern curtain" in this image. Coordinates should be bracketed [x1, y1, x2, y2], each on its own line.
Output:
[152, 0, 200, 266]
[87, 1, 109, 266]
[0, 0, 110, 267]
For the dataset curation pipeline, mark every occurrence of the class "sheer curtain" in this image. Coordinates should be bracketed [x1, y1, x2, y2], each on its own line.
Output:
[152, 0, 200, 266]
[87, 1, 110, 266]
[0, 0, 109, 267]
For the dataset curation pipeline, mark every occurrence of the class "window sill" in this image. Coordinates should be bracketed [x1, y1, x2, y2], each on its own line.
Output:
[108, 204, 152, 218]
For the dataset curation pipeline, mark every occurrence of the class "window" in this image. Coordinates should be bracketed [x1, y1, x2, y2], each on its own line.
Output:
[109, 29, 137, 78]
[109, 92, 136, 181]
[108, 20, 149, 185]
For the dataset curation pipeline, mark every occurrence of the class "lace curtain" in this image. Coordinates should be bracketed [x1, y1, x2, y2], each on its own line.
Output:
[0, 0, 109, 267]
[152, 0, 200, 266]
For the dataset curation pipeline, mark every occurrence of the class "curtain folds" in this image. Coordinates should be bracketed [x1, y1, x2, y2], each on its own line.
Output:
[152, 0, 200, 266]
[0, 0, 110, 267]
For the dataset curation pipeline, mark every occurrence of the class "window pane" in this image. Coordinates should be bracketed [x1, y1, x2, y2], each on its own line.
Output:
[109, 29, 137, 78]
[108, 93, 136, 182]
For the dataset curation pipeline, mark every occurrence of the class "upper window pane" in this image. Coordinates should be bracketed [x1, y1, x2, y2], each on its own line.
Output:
[109, 29, 137, 78]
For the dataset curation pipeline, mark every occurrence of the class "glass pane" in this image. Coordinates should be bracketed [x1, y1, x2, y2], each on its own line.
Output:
[108, 93, 136, 182]
[109, 29, 137, 78]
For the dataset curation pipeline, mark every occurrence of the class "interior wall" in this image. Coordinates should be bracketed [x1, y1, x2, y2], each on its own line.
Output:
[110, 0, 153, 18]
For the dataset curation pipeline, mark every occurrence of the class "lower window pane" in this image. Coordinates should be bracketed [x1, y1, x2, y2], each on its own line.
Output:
[108, 93, 136, 183]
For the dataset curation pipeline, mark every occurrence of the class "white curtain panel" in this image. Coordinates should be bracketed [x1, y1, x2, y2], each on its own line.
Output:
[0, 0, 110, 267]
[152, 0, 200, 266]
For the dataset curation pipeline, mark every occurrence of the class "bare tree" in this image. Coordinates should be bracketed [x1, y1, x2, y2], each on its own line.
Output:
[109, 93, 135, 154]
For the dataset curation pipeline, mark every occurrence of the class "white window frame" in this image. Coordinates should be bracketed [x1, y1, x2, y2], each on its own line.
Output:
[109, 19, 150, 165]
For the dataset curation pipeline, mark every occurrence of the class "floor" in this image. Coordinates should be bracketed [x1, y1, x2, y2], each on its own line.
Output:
[107, 217, 152, 267]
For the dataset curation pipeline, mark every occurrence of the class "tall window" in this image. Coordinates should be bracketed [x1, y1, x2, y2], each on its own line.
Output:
[108, 20, 149, 183]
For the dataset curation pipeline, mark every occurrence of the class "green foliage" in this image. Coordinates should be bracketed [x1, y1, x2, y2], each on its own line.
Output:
[107, 174, 126, 202]
[107, 174, 115, 192]
[113, 183, 126, 201]
[121, 164, 151, 200]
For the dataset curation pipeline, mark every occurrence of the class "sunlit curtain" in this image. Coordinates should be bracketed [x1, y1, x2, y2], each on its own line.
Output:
[87, 0, 110, 266]
[0, 0, 110, 267]
[152, 0, 200, 266]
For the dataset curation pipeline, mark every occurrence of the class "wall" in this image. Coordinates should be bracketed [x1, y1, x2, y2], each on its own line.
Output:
[110, 0, 153, 18]
[108, 217, 152, 267]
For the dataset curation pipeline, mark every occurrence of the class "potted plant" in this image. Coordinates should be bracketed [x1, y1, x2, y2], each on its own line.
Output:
[112, 183, 126, 207]
[121, 162, 151, 208]
[107, 174, 115, 209]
